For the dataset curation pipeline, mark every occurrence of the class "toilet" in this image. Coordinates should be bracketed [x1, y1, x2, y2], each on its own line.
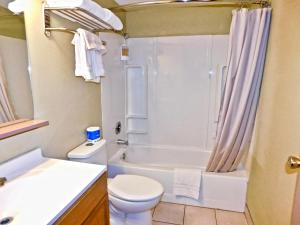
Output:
[67, 140, 164, 225]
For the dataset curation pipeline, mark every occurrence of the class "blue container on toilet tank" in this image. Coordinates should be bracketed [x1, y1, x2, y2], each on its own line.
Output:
[86, 127, 101, 142]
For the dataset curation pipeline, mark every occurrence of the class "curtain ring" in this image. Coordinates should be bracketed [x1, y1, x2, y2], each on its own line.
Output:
[239, 0, 248, 9]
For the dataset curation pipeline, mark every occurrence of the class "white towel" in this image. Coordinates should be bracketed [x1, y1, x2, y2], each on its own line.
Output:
[46, 0, 123, 30]
[71, 28, 106, 83]
[103, 9, 124, 31]
[173, 168, 202, 200]
[46, 0, 96, 9]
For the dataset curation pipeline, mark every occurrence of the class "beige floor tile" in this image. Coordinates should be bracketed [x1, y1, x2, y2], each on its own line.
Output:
[244, 206, 254, 225]
[152, 202, 185, 225]
[151, 208, 155, 215]
[184, 206, 217, 225]
[216, 210, 248, 225]
[152, 221, 176, 225]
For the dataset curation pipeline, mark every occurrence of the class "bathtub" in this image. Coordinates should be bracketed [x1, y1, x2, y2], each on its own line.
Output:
[108, 145, 248, 212]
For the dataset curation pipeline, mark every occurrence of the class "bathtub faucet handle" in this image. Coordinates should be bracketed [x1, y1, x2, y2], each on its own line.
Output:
[116, 139, 129, 145]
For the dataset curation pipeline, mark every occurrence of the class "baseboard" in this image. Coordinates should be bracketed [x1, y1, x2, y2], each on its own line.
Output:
[245, 204, 254, 225]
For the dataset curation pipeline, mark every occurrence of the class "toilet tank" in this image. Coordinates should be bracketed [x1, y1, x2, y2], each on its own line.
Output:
[68, 139, 107, 165]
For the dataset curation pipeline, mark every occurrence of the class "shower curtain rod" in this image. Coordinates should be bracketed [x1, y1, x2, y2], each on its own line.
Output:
[111, 0, 270, 11]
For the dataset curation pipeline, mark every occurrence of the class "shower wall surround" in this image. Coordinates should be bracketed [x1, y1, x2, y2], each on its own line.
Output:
[126, 35, 229, 151]
[107, 35, 249, 212]
[101, 33, 127, 158]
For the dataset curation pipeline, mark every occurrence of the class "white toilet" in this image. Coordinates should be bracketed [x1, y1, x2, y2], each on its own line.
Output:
[67, 140, 164, 225]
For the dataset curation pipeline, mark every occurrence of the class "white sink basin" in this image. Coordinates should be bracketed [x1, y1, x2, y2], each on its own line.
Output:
[0, 149, 106, 225]
[0, 177, 34, 221]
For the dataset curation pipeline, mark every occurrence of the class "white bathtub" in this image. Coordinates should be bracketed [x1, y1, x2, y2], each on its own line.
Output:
[108, 145, 248, 212]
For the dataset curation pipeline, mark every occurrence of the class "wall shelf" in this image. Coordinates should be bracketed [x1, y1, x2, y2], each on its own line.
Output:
[125, 65, 148, 135]
[43, 3, 124, 37]
[0, 119, 49, 140]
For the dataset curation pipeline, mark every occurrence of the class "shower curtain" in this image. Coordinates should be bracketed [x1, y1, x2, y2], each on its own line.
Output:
[206, 8, 272, 172]
[0, 55, 15, 123]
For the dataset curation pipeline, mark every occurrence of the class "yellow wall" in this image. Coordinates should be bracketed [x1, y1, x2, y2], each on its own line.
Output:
[0, 0, 101, 162]
[247, 1, 300, 225]
[0, 6, 25, 39]
[125, 6, 234, 37]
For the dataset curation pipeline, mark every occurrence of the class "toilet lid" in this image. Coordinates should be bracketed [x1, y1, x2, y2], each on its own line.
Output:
[108, 175, 164, 202]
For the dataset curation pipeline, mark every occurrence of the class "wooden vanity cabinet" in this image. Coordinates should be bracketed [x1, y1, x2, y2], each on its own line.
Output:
[54, 172, 110, 225]
[83, 196, 109, 225]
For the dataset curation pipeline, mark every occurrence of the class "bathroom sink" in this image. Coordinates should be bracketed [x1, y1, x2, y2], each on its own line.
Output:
[0, 177, 34, 223]
[0, 148, 106, 225]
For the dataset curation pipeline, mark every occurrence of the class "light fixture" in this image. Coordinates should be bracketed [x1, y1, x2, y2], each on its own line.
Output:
[8, 0, 26, 14]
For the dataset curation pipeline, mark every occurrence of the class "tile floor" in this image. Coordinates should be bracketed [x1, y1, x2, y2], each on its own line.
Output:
[152, 202, 249, 225]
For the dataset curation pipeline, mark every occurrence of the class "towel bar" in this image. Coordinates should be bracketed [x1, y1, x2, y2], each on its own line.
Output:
[44, 27, 107, 46]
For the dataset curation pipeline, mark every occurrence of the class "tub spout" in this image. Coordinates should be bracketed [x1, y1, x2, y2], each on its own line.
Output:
[116, 139, 128, 145]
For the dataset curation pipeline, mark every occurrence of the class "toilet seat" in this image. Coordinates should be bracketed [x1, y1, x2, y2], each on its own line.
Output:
[108, 175, 163, 202]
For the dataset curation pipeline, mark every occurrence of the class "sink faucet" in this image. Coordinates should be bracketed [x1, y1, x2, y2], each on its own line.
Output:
[0, 177, 7, 186]
[116, 139, 128, 145]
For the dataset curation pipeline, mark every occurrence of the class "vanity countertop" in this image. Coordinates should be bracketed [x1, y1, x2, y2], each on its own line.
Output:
[0, 149, 106, 225]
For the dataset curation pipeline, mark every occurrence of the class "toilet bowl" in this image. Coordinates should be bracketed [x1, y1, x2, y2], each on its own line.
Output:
[68, 140, 163, 225]
[108, 174, 163, 225]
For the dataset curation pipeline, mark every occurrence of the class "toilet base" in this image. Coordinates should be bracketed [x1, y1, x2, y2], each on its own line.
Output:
[126, 211, 152, 225]
[110, 206, 152, 225]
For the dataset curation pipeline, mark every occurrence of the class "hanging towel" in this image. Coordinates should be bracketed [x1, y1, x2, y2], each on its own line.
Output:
[173, 168, 202, 200]
[46, 0, 97, 10]
[71, 28, 106, 83]
[46, 0, 123, 30]
[80, 29, 107, 80]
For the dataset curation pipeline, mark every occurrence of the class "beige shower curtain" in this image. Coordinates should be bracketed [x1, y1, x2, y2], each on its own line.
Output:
[0, 55, 15, 123]
[206, 8, 272, 172]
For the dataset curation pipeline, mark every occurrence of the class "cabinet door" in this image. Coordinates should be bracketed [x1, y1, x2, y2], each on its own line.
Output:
[83, 196, 110, 225]
[55, 173, 108, 225]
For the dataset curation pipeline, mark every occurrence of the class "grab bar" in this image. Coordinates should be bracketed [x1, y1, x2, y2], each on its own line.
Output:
[214, 65, 227, 123]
